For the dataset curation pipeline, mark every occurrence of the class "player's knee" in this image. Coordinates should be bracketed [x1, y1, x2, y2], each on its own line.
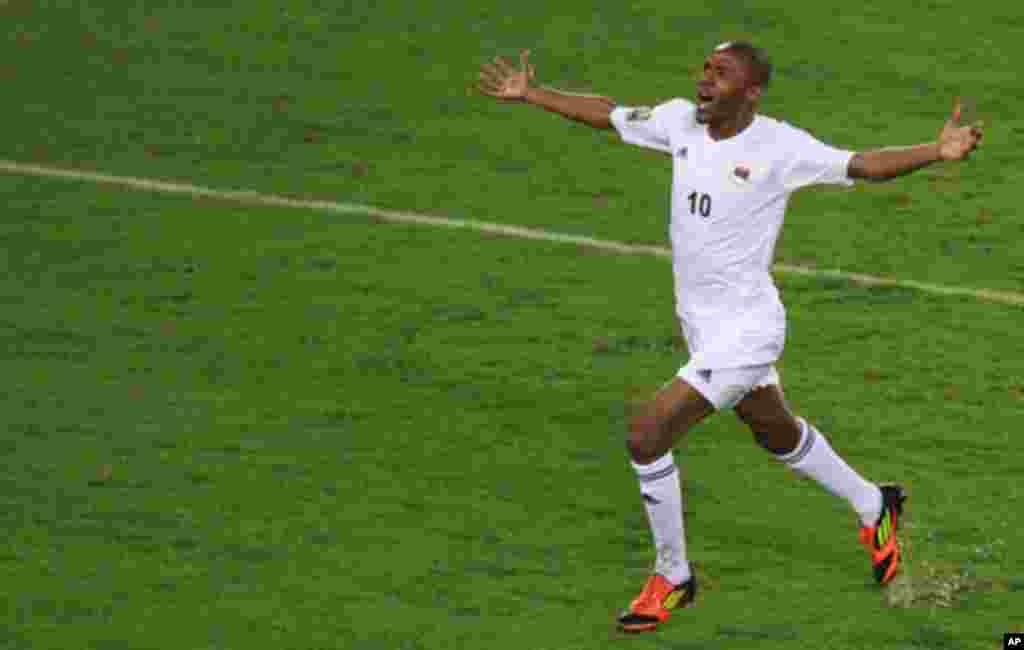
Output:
[751, 417, 801, 455]
[626, 433, 662, 465]
[627, 415, 665, 464]
[752, 429, 792, 455]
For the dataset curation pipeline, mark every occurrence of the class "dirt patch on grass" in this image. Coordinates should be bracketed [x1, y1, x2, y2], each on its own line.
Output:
[885, 558, 1016, 609]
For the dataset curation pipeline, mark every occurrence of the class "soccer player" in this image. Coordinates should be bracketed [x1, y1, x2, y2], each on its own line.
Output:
[477, 42, 983, 632]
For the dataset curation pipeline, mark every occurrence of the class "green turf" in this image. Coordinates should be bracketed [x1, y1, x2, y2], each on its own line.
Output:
[1, 1, 1023, 648]
[4, 0, 1023, 292]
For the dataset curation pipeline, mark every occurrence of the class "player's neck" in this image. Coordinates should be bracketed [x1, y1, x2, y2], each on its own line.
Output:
[707, 109, 756, 141]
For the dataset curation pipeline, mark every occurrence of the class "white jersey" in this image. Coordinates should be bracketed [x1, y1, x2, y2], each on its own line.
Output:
[610, 99, 854, 369]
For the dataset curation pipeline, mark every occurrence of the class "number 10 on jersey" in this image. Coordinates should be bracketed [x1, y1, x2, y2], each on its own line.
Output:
[687, 191, 712, 218]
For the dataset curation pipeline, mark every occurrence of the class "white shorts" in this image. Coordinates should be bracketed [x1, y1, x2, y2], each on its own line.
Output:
[677, 361, 780, 410]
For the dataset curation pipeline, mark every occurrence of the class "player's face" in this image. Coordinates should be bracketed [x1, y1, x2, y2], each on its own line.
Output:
[695, 51, 757, 125]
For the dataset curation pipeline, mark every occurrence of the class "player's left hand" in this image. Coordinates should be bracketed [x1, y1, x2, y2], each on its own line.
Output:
[938, 97, 983, 161]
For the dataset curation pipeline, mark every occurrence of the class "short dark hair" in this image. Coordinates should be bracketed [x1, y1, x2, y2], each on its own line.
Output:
[714, 41, 772, 86]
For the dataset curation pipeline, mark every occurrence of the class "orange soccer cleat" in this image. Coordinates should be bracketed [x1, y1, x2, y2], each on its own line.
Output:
[617, 574, 697, 633]
[859, 484, 907, 585]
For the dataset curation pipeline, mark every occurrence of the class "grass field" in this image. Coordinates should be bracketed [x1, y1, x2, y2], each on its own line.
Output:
[2, 1, 1023, 649]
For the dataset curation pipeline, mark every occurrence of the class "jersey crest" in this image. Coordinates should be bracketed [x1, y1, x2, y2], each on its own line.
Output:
[729, 163, 758, 186]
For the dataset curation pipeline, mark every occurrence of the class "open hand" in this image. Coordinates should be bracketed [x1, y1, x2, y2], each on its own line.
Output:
[478, 49, 535, 101]
[938, 98, 983, 161]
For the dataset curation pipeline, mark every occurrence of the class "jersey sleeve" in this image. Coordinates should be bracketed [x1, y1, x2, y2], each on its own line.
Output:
[779, 128, 856, 191]
[610, 100, 686, 154]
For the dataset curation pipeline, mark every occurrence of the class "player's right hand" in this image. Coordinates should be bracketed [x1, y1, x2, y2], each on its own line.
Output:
[478, 49, 535, 101]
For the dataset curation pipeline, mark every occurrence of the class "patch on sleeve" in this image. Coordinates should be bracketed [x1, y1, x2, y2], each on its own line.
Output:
[626, 107, 653, 122]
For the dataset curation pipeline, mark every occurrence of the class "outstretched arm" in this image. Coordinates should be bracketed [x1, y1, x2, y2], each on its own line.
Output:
[478, 50, 616, 129]
[848, 98, 983, 181]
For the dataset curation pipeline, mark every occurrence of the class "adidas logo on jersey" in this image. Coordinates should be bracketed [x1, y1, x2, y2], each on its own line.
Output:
[627, 107, 653, 122]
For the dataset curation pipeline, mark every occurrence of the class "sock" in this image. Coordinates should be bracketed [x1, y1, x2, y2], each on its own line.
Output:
[779, 418, 883, 527]
[632, 452, 691, 585]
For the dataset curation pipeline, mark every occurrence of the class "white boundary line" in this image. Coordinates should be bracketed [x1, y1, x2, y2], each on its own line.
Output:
[2, 158, 1022, 307]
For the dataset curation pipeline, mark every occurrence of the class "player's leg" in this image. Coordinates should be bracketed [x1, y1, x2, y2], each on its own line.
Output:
[733, 380, 883, 524]
[619, 377, 713, 632]
[628, 377, 715, 464]
[627, 376, 714, 582]
[733, 378, 906, 584]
